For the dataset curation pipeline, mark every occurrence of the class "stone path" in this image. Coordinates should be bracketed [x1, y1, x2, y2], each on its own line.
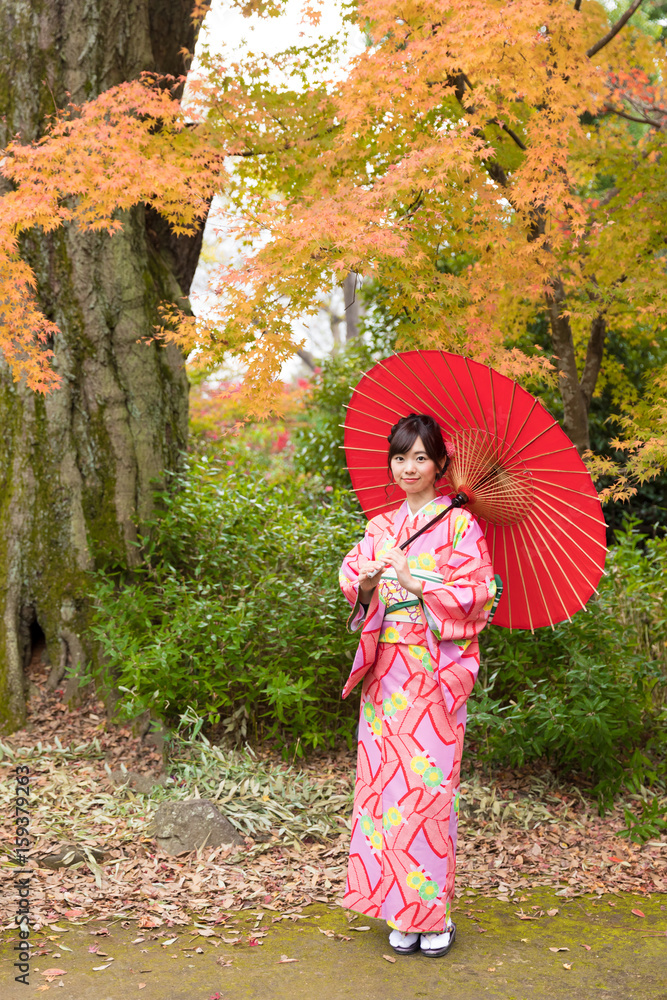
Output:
[2, 890, 665, 999]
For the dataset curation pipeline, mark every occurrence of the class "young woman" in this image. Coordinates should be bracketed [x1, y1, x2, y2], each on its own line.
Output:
[339, 413, 495, 957]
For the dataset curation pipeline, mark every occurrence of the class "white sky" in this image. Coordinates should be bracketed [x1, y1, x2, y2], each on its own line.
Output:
[188, 0, 366, 381]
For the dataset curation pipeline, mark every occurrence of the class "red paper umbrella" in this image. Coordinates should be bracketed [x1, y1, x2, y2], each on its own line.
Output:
[344, 350, 607, 630]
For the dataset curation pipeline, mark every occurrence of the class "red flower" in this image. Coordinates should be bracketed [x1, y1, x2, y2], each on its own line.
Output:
[272, 431, 290, 452]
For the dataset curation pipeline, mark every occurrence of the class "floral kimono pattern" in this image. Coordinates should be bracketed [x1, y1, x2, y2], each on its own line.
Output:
[339, 495, 495, 933]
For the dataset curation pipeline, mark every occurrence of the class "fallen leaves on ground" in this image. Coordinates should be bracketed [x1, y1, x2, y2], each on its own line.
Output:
[0, 665, 666, 932]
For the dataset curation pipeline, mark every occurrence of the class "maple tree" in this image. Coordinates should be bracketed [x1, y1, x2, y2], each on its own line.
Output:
[0, 80, 221, 390]
[179, 0, 667, 457]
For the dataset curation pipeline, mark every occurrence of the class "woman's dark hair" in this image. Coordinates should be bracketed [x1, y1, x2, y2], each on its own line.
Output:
[387, 413, 449, 481]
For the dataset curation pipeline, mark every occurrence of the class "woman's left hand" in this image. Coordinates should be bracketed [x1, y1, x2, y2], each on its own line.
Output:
[381, 545, 423, 598]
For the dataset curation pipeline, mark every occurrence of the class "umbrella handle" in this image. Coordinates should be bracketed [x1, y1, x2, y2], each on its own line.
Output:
[364, 492, 469, 583]
[398, 491, 469, 552]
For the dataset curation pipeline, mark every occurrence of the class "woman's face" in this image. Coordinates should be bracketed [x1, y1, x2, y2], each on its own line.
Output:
[390, 436, 440, 495]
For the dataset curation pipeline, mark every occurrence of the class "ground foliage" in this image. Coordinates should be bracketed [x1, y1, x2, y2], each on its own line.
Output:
[472, 521, 667, 813]
[86, 422, 667, 838]
[1, 667, 665, 934]
[88, 451, 363, 754]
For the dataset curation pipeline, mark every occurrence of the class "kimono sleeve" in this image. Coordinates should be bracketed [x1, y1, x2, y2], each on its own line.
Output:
[421, 511, 494, 642]
[339, 529, 375, 632]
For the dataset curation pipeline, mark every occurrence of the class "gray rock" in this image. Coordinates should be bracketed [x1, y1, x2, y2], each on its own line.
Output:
[154, 799, 243, 855]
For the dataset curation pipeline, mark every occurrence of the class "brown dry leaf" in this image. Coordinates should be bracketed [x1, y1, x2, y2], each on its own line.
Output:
[350, 925, 371, 931]
[563, 963, 572, 970]
[581, 944, 592, 951]
[549, 947, 570, 953]
[546, 908, 559, 917]
[631, 909, 645, 918]
[488, 966, 496, 972]
[278, 955, 298, 963]
[41, 969, 67, 979]
[382, 954, 397, 964]
[3, 666, 666, 933]
[138, 985, 146, 990]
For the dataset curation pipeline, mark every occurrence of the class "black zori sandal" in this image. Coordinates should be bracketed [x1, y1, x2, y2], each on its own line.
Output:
[419, 922, 456, 957]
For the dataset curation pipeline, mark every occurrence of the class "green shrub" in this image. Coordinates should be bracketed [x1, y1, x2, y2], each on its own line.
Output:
[89, 423, 666, 830]
[90, 454, 362, 754]
[470, 521, 667, 808]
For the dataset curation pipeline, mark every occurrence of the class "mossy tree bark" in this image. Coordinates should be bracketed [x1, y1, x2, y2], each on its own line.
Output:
[0, 0, 203, 731]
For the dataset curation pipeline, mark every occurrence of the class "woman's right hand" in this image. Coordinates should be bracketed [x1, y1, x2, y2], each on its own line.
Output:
[358, 556, 386, 595]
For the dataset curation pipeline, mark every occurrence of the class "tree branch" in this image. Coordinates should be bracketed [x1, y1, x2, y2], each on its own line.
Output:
[587, 0, 643, 59]
[606, 106, 664, 129]
[296, 348, 318, 371]
[598, 185, 620, 207]
[498, 122, 527, 151]
[343, 271, 361, 341]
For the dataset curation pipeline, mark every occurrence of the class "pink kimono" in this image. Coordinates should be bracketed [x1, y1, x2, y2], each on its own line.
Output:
[339, 494, 495, 933]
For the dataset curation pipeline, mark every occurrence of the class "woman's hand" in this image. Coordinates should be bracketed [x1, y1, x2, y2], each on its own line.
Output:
[381, 546, 423, 599]
[358, 555, 387, 596]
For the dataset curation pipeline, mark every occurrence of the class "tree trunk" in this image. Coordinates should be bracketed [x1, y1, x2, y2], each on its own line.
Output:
[546, 278, 606, 455]
[0, 0, 203, 731]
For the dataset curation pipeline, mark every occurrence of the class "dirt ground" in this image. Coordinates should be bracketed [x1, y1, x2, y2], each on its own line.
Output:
[1, 891, 666, 1000]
